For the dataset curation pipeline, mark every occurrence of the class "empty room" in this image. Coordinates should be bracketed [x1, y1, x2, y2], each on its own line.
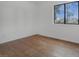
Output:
[0, 0, 79, 57]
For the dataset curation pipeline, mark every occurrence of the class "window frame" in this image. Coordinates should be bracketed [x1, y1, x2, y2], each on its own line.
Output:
[54, 4, 65, 24]
[54, 1, 79, 25]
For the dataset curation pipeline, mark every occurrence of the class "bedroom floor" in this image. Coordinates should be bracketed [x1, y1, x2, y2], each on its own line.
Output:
[0, 34, 79, 57]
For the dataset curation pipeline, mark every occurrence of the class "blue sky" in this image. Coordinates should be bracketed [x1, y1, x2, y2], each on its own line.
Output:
[66, 2, 78, 19]
[56, 5, 64, 20]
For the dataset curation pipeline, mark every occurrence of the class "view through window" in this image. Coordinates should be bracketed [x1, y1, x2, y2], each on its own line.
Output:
[54, 1, 79, 24]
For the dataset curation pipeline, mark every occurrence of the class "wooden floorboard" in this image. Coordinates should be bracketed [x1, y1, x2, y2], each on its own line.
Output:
[0, 34, 79, 57]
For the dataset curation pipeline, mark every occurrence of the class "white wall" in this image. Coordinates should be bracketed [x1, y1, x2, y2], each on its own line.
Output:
[1, 1, 79, 44]
[35, 1, 79, 43]
[0, 1, 37, 43]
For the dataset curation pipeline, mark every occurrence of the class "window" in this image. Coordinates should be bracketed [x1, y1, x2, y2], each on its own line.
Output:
[54, 4, 64, 24]
[66, 2, 78, 24]
[54, 1, 79, 24]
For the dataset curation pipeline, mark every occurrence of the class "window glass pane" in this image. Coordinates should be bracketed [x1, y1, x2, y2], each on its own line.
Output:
[55, 4, 64, 24]
[66, 2, 78, 24]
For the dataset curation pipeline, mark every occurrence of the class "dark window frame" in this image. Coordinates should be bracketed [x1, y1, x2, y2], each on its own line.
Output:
[54, 1, 79, 25]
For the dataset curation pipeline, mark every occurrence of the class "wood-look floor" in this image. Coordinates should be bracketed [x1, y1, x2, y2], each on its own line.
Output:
[0, 34, 79, 57]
